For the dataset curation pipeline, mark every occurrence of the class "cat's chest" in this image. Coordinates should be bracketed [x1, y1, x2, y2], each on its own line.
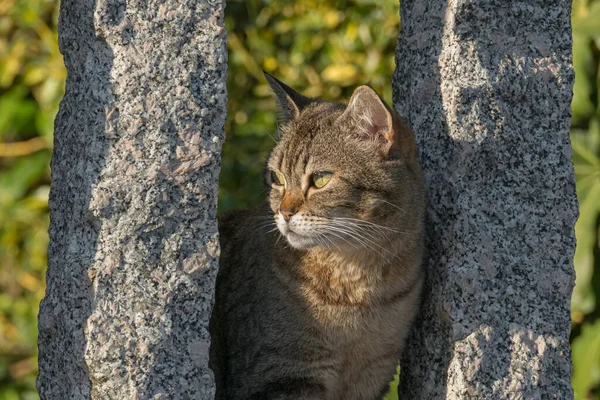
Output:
[299, 257, 382, 308]
[297, 278, 384, 337]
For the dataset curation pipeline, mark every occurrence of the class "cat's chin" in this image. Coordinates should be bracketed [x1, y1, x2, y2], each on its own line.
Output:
[284, 232, 320, 250]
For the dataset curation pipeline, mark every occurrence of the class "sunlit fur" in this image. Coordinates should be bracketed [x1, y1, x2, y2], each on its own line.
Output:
[210, 83, 426, 400]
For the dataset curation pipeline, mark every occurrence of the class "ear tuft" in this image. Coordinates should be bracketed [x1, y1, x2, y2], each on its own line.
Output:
[264, 72, 313, 124]
[342, 85, 397, 155]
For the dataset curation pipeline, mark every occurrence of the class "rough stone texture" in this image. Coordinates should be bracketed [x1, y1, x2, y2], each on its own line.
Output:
[393, 0, 577, 398]
[37, 0, 226, 398]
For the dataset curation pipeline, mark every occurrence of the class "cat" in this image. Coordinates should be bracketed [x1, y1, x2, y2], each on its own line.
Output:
[209, 72, 426, 400]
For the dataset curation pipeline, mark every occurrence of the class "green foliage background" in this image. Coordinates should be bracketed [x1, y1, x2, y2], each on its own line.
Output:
[0, 0, 598, 398]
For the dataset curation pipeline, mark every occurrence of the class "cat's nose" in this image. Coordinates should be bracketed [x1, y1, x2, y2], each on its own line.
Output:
[280, 208, 297, 221]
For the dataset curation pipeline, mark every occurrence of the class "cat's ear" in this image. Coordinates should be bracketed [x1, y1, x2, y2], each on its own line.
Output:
[341, 86, 399, 155]
[264, 71, 312, 123]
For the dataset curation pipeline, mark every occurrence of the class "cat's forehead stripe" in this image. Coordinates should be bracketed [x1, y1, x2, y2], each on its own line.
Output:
[277, 102, 345, 187]
[279, 153, 285, 173]
[290, 137, 309, 186]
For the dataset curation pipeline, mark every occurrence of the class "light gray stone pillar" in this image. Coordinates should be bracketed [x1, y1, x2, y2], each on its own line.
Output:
[394, 0, 577, 398]
[37, 0, 226, 398]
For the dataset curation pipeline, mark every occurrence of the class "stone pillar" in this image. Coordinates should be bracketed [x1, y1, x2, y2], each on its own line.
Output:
[394, 0, 577, 398]
[37, 0, 226, 398]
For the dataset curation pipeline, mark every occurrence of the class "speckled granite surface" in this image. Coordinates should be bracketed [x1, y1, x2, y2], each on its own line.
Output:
[394, 1, 577, 398]
[37, 0, 226, 398]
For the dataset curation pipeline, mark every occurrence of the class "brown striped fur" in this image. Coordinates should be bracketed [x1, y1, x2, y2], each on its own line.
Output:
[209, 75, 426, 399]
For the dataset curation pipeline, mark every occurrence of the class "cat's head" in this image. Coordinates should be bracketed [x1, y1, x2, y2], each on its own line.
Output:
[264, 73, 424, 251]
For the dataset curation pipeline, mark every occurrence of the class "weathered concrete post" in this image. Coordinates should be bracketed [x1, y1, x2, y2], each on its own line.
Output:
[37, 0, 226, 398]
[394, 0, 577, 398]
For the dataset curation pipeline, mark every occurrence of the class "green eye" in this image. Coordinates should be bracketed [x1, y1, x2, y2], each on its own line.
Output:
[312, 172, 333, 188]
[271, 170, 285, 186]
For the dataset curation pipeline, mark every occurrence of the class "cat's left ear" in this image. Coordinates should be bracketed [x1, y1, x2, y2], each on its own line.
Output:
[340, 85, 401, 157]
[264, 72, 312, 124]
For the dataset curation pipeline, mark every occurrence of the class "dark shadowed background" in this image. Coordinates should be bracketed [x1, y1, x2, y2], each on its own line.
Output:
[0, 0, 599, 398]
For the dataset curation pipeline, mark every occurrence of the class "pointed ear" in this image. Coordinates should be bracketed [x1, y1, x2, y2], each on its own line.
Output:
[341, 85, 399, 156]
[264, 71, 312, 123]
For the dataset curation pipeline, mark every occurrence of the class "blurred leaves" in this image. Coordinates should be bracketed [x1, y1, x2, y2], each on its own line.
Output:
[382, 366, 400, 400]
[220, 0, 400, 211]
[0, 0, 59, 397]
[573, 320, 600, 400]
[571, 122, 600, 318]
[572, 0, 600, 125]
[571, 1, 600, 398]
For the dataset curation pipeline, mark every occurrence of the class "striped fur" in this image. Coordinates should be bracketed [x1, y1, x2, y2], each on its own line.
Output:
[210, 80, 426, 399]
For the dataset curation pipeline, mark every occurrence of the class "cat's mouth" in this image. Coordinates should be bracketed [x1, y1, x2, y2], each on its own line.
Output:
[284, 231, 319, 250]
[275, 215, 320, 250]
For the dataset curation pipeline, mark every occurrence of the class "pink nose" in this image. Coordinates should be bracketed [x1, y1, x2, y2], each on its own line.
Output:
[280, 208, 296, 221]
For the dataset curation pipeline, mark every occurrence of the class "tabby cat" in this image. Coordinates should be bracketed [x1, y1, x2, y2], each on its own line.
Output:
[209, 73, 426, 400]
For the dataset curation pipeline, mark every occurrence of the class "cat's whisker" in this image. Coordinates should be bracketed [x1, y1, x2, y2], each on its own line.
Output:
[255, 221, 281, 240]
[373, 198, 407, 214]
[263, 130, 278, 144]
[313, 216, 411, 261]
[254, 223, 272, 229]
[320, 232, 341, 252]
[321, 228, 360, 250]
[247, 215, 278, 221]
[275, 232, 283, 246]
[326, 224, 401, 262]
[347, 227, 395, 253]
[334, 218, 399, 233]
[331, 217, 393, 232]
[333, 221, 386, 243]
[333, 217, 416, 236]
[255, 221, 278, 231]
[255, 219, 276, 226]
[337, 226, 385, 249]
[314, 234, 329, 250]
[327, 219, 394, 244]
[323, 226, 392, 263]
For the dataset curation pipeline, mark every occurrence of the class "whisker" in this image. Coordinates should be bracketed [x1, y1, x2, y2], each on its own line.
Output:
[320, 232, 341, 252]
[323, 226, 392, 262]
[255, 221, 278, 231]
[333, 217, 416, 235]
[310, 218, 402, 256]
[373, 198, 407, 214]
[324, 227, 397, 261]
[333, 220, 386, 242]
[258, 128, 278, 144]
[246, 215, 278, 221]
[322, 228, 360, 250]
[329, 220, 394, 244]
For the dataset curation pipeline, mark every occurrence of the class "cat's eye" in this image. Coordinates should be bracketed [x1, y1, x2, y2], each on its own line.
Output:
[312, 172, 333, 189]
[271, 170, 286, 186]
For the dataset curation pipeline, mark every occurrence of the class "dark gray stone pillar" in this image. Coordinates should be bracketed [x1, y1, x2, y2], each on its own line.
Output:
[37, 0, 226, 398]
[394, 0, 577, 398]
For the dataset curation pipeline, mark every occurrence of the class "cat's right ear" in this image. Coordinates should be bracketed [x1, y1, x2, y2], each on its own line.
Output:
[264, 71, 312, 124]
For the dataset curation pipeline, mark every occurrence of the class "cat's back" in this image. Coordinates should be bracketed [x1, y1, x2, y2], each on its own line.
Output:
[218, 204, 274, 259]
[212, 205, 273, 395]
[212, 206, 313, 398]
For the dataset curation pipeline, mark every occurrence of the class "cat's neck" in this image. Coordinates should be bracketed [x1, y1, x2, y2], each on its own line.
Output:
[292, 235, 414, 307]
[306, 245, 392, 274]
